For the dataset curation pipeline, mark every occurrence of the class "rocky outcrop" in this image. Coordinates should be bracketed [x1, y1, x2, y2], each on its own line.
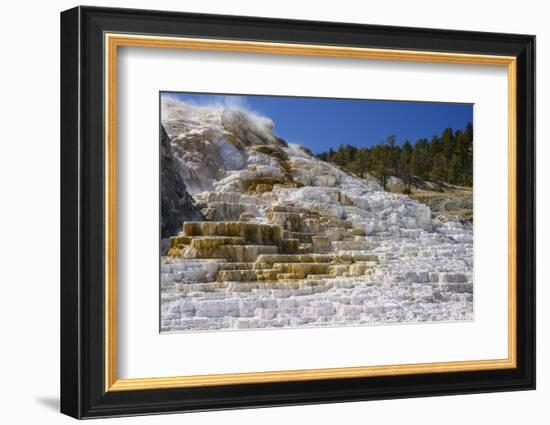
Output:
[160, 125, 202, 239]
[159, 98, 474, 332]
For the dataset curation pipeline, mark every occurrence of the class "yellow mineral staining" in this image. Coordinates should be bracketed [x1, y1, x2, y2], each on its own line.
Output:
[169, 235, 192, 248]
[167, 235, 193, 257]
[243, 177, 285, 193]
[351, 228, 366, 236]
[255, 254, 321, 265]
[303, 219, 321, 234]
[281, 230, 314, 243]
[181, 244, 279, 263]
[201, 202, 256, 221]
[349, 262, 377, 277]
[255, 183, 274, 193]
[273, 182, 303, 190]
[332, 240, 369, 251]
[337, 191, 354, 206]
[183, 221, 281, 245]
[266, 211, 304, 231]
[298, 244, 314, 254]
[166, 247, 183, 258]
[247, 145, 302, 187]
[280, 238, 300, 254]
[224, 133, 244, 150]
[217, 270, 257, 282]
[190, 236, 244, 249]
[337, 253, 378, 262]
[219, 262, 254, 271]
[320, 217, 352, 229]
[168, 216, 378, 284]
[272, 263, 330, 279]
[249, 145, 288, 161]
[239, 212, 256, 222]
[255, 269, 279, 281]
[311, 236, 331, 252]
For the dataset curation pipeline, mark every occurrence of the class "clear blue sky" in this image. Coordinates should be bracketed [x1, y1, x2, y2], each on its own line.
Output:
[163, 92, 473, 154]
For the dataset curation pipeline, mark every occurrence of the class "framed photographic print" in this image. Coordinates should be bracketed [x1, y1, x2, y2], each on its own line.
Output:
[60, 6, 535, 419]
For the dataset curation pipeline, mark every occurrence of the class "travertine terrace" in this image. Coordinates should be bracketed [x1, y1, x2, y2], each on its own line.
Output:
[160, 98, 473, 332]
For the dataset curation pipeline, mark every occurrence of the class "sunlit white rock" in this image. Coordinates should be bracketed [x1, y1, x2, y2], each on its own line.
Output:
[160, 99, 474, 332]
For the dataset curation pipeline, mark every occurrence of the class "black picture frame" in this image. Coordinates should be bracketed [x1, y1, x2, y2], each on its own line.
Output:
[61, 5, 535, 419]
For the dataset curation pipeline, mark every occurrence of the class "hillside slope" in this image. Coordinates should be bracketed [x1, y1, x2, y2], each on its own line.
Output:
[160, 98, 473, 332]
[384, 177, 473, 221]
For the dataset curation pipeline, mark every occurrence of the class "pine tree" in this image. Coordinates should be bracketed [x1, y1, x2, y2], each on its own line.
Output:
[463, 122, 474, 185]
[370, 142, 392, 189]
[447, 153, 462, 184]
[411, 139, 430, 180]
[441, 127, 455, 161]
[351, 148, 371, 178]
[316, 122, 473, 190]
[399, 141, 414, 194]
[430, 152, 447, 188]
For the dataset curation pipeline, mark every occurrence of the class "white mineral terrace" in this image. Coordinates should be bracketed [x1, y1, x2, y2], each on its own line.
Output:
[160, 98, 473, 332]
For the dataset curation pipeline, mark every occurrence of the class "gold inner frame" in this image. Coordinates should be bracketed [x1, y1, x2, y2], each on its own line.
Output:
[104, 33, 517, 392]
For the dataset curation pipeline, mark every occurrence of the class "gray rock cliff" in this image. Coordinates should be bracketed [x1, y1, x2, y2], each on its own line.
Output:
[161, 125, 202, 238]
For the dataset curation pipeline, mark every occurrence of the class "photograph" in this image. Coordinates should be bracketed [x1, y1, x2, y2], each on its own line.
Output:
[160, 92, 474, 332]
[57, 4, 536, 419]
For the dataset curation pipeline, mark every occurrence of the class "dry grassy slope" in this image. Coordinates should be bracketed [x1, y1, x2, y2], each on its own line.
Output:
[386, 178, 473, 221]
[409, 188, 473, 221]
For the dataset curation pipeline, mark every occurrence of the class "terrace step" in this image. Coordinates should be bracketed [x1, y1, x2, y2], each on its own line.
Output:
[181, 244, 278, 263]
[255, 254, 334, 265]
[190, 236, 244, 248]
[272, 262, 331, 279]
[183, 221, 282, 245]
[218, 262, 255, 271]
[217, 270, 258, 282]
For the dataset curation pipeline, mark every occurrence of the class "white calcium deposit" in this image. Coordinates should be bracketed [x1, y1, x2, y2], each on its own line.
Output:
[160, 97, 474, 332]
